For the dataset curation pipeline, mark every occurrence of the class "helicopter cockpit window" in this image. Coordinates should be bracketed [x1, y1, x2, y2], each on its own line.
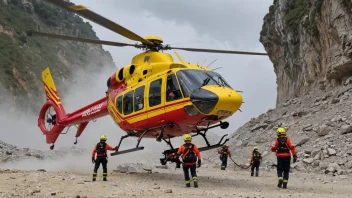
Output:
[176, 69, 218, 97]
[166, 74, 183, 102]
[123, 90, 134, 115]
[116, 95, 123, 113]
[134, 86, 145, 111]
[149, 78, 162, 107]
[207, 71, 232, 88]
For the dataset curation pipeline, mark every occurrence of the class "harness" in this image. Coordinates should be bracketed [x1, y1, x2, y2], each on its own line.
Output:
[277, 137, 290, 153]
[220, 146, 228, 156]
[96, 142, 107, 158]
[182, 143, 197, 163]
[253, 151, 261, 162]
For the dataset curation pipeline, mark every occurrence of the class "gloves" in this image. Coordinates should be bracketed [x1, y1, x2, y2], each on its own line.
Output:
[114, 146, 119, 150]
[293, 155, 297, 163]
[197, 160, 201, 168]
[92, 157, 95, 164]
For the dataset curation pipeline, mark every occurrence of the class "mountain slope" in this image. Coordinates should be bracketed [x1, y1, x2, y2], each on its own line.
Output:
[0, 0, 115, 111]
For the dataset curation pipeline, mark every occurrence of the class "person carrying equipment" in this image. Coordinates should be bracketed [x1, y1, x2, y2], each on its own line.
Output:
[271, 127, 297, 189]
[92, 135, 118, 181]
[250, 146, 262, 177]
[176, 134, 201, 188]
[217, 145, 231, 170]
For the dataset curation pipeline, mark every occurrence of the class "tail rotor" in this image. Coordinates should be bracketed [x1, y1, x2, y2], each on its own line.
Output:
[45, 106, 56, 130]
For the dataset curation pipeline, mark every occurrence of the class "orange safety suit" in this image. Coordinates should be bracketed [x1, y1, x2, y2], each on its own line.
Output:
[217, 147, 232, 157]
[271, 135, 296, 157]
[92, 143, 116, 158]
[177, 143, 201, 166]
[250, 151, 262, 164]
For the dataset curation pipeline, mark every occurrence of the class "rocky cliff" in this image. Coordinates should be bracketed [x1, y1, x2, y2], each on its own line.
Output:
[204, 0, 352, 176]
[260, 0, 352, 105]
[0, 0, 115, 111]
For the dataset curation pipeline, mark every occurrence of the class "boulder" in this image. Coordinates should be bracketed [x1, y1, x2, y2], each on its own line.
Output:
[341, 124, 352, 134]
[327, 148, 337, 156]
[302, 158, 314, 164]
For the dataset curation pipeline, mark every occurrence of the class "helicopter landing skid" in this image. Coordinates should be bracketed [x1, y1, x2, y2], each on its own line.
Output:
[160, 122, 230, 166]
[110, 123, 175, 156]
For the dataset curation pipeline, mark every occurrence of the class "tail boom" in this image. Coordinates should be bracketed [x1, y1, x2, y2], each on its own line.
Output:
[59, 97, 109, 126]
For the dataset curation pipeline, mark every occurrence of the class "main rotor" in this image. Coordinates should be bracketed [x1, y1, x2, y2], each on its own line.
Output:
[27, 0, 268, 56]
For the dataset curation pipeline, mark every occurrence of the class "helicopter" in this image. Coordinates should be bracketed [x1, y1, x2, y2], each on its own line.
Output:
[31, 0, 268, 166]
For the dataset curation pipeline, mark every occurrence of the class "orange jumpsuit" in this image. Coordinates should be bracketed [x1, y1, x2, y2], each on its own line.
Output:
[271, 135, 297, 186]
[92, 142, 116, 181]
[177, 142, 201, 185]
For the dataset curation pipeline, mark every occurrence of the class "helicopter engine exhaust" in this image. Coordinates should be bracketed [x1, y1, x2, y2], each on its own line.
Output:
[107, 65, 136, 89]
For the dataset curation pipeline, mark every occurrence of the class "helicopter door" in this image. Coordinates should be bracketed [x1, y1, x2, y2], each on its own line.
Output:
[146, 78, 165, 125]
[164, 74, 184, 123]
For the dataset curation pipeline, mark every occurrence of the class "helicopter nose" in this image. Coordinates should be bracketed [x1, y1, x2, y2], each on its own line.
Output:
[190, 86, 243, 116]
[190, 88, 219, 114]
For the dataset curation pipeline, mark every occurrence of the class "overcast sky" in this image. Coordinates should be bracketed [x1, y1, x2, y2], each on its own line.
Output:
[70, 0, 277, 134]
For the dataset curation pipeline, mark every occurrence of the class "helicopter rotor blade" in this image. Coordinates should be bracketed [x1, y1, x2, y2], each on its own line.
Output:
[169, 47, 268, 56]
[43, 0, 152, 46]
[27, 31, 135, 47]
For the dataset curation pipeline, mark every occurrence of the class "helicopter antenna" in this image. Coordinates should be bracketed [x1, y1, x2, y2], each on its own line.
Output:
[201, 59, 207, 67]
[211, 67, 222, 71]
[205, 59, 217, 69]
[173, 51, 184, 63]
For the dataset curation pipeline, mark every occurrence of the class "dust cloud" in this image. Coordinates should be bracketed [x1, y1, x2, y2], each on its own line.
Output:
[0, 58, 225, 174]
[0, 61, 163, 174]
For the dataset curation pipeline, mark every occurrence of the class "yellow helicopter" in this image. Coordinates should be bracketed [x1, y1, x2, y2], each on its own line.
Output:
[30, 0, 268, 166]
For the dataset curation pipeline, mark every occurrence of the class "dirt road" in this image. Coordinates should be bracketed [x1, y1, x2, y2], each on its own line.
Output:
[0, 166, 351, 198]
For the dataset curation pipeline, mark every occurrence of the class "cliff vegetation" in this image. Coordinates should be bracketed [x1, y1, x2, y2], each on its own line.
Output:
[259, 0, 352, 105]
[0, 0, 115, 110]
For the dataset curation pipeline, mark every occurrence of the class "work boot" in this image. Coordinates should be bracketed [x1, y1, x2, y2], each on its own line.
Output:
[92, 178, 96, 182]
[186, 183, 190, 187]
[103, 178, 107, 181]
[255, 172, 259, 177]
[251, 172, 254, 176]
[277, 180, 283, 188]
[283, 182, 287, 189]
[221, 166, 225, 170]
[194, 181, 198, 188]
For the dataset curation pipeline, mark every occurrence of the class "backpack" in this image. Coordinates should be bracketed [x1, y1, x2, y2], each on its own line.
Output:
[220, 146, 228, 155]
[253, 151, 261, 162]
[277, 137, 290, 153]
[182, 143, 197, 163]
[96, 142, 107, 157]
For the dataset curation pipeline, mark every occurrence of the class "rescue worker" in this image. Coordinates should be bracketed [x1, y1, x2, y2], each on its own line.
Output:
[217, 145, 231, 170]
[92, 135, 118, 181]
[176, 134, 201, 188]
[271, 127, 297, 189]
[250, 146, 262, 177]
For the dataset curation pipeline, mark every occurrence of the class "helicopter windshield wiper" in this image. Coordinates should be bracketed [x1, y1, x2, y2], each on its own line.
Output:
[202, 77, 210, 86]
[204, 71, 222, 87]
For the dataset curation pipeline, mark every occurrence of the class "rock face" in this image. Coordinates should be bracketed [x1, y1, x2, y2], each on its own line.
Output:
[260, 0, 352, 105]
[0, 0, 115, 111]
[206, 84, 352, 175]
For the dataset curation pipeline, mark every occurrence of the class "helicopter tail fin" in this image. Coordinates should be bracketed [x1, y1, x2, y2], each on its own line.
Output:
[41, 67, 63, 108]
[38, 67, 67, 146]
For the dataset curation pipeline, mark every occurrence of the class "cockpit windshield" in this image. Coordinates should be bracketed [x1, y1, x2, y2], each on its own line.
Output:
[176, 69, 232, 97]
[207, 71, 232, 88]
